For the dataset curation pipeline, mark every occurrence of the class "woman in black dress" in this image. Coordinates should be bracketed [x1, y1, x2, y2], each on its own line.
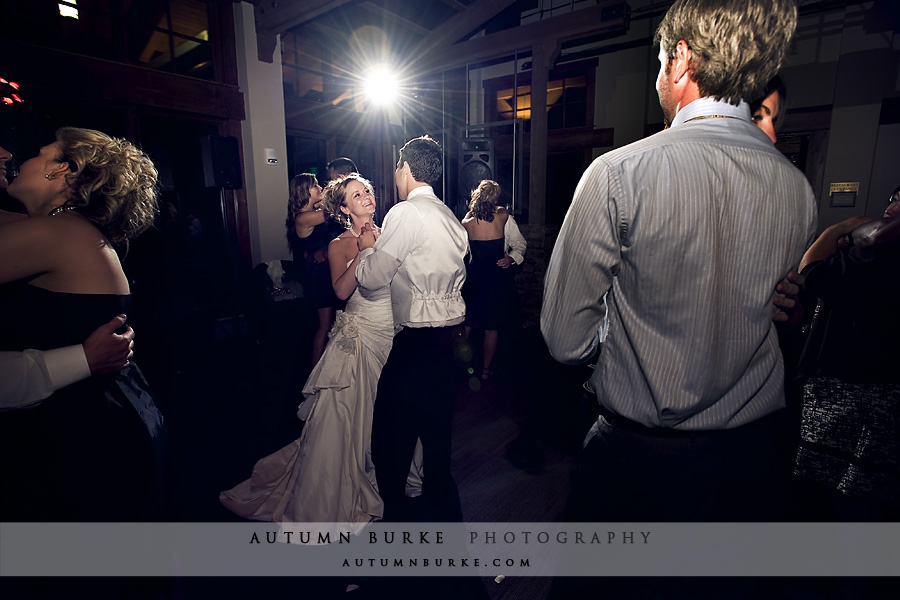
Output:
[0, 127, 163, 521]
[460, 180, 526, 380]
[794, 189, 900, 519]
[287, 172, 340, 367]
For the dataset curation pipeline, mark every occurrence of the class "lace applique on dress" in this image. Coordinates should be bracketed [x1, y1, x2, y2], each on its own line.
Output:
[330, 311, 359, 355]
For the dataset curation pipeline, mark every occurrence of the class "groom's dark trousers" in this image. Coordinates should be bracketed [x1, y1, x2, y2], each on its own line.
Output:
[371, 325, 463, 522]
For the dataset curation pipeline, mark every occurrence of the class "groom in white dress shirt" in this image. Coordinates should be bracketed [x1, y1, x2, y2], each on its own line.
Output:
[355, 135, 468, 522]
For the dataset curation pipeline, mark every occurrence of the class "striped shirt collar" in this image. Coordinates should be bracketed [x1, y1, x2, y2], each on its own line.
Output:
[670, 96, 752, 128]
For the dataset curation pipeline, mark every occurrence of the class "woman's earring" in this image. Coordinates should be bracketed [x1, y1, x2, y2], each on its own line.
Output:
[44, 173, 55, 180]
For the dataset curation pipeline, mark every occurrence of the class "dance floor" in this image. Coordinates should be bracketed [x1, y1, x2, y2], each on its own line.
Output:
[7, 309, 887, 599]
[153, 321, 591, 599]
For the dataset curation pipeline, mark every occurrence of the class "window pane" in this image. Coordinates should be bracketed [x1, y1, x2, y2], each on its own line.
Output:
[564, 83, 587, 104]
[564, 102, 586, 128]
[59, 5, 115, 60]
[125, 0, 169, 30]
[296, 69, 324, 102]
[516, 84, 531, 109]
[547, 79, 564, 107]
[494, 123, 515, 136]
[282, 34, 298, 66]
[132, 28, 172, 70]
[169, 0, 209, 39]
[286, 135, 327, 181]
[172, 33, 213, 79]
[496, 87, 515, 119]
[547, 104, 564, 130]
[296, 37, 322, 70]
[282, 65, 298, 97]
[282, 34, 325, 100]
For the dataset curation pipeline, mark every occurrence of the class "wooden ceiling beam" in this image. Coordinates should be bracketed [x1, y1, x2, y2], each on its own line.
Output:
[254, 0, 352, 34]
[436, 0, 468, 11]
[417, 0, 520, 52]
[416, 1, 629, 75]
[358, 1, 432, 37]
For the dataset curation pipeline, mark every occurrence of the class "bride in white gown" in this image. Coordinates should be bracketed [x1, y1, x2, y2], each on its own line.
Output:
[220, 174, 421, 526]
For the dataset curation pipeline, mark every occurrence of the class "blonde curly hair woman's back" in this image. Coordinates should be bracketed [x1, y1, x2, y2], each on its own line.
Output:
[54, 127, 158, 248]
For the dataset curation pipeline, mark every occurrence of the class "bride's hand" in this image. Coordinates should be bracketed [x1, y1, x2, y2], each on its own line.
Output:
[357, 222, 377, 250]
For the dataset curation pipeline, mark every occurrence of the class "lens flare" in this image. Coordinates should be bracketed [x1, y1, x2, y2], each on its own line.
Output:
[364, 66, 399, 106]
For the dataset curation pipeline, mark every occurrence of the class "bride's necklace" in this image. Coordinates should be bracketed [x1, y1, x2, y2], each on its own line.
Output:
[347, 222, 377, 238]
[47, 205, 75, 217]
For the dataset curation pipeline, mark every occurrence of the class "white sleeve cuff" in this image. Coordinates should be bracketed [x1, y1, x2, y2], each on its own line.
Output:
[44, 345, 91, 390]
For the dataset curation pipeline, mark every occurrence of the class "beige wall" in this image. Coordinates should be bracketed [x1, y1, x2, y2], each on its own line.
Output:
[784, 1, 898, 230]
[233, 1, 291, 266]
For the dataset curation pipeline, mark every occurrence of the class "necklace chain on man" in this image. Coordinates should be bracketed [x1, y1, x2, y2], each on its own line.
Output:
[684, 114, 743, 123]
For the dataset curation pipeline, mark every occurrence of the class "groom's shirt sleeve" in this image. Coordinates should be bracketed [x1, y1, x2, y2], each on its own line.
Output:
[356, 202, 422, 291]
[0, 346, 90, 411]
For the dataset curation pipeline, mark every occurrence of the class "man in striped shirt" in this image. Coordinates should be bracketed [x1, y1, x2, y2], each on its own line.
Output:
[541, 0, 816, 523]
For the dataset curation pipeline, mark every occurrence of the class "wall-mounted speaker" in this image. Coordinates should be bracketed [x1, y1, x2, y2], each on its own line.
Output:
[458, 138, 494, 196]
[201, 135, 242, 190]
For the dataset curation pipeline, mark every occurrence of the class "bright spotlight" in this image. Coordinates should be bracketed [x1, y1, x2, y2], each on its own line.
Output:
[364, 66, 399, 106]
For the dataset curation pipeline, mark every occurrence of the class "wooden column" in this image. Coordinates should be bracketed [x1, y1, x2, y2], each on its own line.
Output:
[528, 40, 560, 225]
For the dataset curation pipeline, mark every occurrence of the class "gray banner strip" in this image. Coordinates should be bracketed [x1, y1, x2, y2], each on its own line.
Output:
[2, 522, 898, 577]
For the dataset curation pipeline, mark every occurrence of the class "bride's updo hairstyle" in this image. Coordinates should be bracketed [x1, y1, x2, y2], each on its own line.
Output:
[55, 127, 158, 247]
[322, 173, 372, 230]
[468, 179, 501, 222]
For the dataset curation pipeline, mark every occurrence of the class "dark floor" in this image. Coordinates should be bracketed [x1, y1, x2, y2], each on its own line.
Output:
[5, 291, 895, 599]
[134, 294, 593, 599]
[127, 297, 896, 600]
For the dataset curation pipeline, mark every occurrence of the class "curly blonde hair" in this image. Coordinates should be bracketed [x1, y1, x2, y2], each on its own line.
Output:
[55, 127, 158, 247]
[468, 180, 501, 222]
[322, 174, 374, 230]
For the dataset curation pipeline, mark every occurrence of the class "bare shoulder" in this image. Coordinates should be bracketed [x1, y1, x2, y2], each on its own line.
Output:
[295, 209, 324, 234]
[331, 230, 356, 244]
[0, 212, 126, 292]
[55, 213, 113, 245]
[330, 231, 357, 256]
[495, 206, 509, 221]
[0, 209, 27, 226]
[1, 213, 85, 244]
[328, 231, 359, 266]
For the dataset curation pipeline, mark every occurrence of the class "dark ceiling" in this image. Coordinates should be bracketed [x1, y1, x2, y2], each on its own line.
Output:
[245, 0, 885, 76]
[247, 0, 636, 74]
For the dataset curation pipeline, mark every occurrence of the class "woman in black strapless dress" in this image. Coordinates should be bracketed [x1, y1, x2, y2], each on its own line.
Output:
[0, 127, 163, 521]
[461, 180, 526, 380]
